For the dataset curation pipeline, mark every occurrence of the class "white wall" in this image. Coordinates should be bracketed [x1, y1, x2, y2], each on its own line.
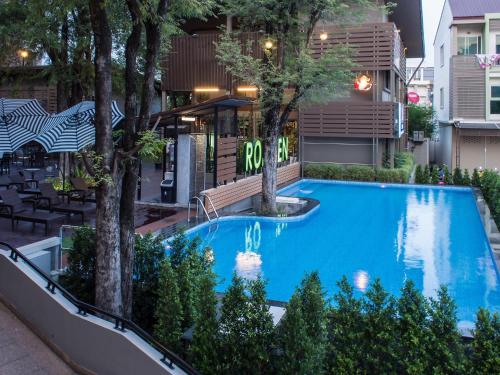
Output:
[433, 0, 453, 123]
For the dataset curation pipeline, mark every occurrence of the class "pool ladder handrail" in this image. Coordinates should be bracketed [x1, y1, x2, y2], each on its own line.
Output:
[188, 195, 219, 223]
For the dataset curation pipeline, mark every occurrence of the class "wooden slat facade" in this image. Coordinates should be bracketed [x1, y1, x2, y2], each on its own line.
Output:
[162, 32, 264, 92]
[310, 23, 406, 81]
[299, 102, 395, 138]
[0, 85, 57, 113]
[216, 136, 237, 184]
[203, 163, 300, 212]
[450, 56, 485, 120]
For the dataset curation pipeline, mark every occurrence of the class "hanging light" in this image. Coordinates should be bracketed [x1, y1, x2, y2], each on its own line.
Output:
[18, 50, 29, 59]
[354, 74, 373, 91]
[181, 116, 196, 122]
[264, 39, 274, 50]
[320, 32, 328, 41]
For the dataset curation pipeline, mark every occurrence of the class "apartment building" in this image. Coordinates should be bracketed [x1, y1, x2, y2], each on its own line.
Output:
[434, 0, 500, 170]
[406, 61, 434, 107]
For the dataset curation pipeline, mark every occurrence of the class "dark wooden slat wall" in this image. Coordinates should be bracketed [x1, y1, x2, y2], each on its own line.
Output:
[216, 136, 237, 184]
[0, 85, 57, 113]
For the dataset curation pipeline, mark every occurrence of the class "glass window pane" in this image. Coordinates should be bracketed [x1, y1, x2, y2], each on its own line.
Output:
[491, 100, 500, 115]
[457, 37, 465, 55]
[477, 36, 482, 54]
[491, 86, 500, 98]
[496, 35, 500, 54]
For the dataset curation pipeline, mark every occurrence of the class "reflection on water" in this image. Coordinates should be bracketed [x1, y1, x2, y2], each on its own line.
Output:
[354, 270, 369, 292]
[235, 251, 262, 280]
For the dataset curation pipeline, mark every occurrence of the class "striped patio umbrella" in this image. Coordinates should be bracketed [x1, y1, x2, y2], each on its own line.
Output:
[36, 100, 124, 153]
[0, 98, 49, 153]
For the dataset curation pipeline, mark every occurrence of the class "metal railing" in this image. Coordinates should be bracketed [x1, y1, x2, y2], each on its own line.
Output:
[0, 241, 201, 375]
[187, 195, 218, 223]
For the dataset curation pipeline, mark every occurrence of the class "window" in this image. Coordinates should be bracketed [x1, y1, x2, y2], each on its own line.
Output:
[457, 35, 482, 55]
[496, 35, 500, 54]
[491, 86, 500, 115]
[440, 88, 444, 109]
[440, 44, 445, 66]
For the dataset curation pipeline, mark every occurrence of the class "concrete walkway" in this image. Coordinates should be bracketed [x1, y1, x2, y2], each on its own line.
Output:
[0, 301, 77, 375]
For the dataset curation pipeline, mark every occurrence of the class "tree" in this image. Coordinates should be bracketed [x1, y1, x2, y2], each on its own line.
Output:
[463, 169, 471, 185]
[219, 275, 273, 375]
[326, 276, 364, 374]
[427, 286, 465, 375]
[216, 0, 373, 212]
[189, 269, 221, 375]
[395, 280, 431, 375]
[472, 168, 481, 186]
[431, 166, 439, 184]
[415, 165, 424, 184]
[361, 279, 397, 374]
[87, 0, 213, 316]
[443, 165, 452, 185]
[408, 104, 435, 139]
[154, 259, 183, 351]
[132, 233, 166, 332]
[468, 308, 500, 375]
[453, 167, 463, 186]
[423, 165, 430, 184]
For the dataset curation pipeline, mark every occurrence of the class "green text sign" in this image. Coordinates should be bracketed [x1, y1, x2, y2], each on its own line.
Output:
[244, 137, 289, 173]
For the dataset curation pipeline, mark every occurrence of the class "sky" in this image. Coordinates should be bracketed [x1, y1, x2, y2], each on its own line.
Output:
[407, 0, 446, 67]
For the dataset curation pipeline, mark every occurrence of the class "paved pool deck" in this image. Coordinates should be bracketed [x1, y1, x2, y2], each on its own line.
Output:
[0, 301, 76, 375]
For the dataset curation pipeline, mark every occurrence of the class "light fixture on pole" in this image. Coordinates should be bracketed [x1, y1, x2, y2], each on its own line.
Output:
[18, 50, 28, 66]
[319, 32, 328, 41]
[264, 39, 274, 50]
[354, 74, 373, 92]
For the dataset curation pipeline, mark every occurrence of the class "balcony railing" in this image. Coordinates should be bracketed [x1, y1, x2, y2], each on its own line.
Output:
[299, 101, 398, 139]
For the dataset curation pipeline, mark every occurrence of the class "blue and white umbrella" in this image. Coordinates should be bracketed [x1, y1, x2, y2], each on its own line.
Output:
[0, 98, 49, 153]
[36, 100, 124, 153]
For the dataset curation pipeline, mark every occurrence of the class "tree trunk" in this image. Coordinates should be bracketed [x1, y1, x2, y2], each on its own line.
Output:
[261, 105, 281, 213]
[89, 0, 123, 316]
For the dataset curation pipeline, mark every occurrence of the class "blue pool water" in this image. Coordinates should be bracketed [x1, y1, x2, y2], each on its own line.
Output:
[176, 180, 500, 326]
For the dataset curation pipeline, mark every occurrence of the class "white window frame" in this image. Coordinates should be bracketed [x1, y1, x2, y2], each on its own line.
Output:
[457, 35, 482, 55]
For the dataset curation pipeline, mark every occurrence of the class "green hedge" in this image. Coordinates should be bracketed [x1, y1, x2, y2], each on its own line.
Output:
[480, 170, 500, 228]
[304, 152, 414, 184]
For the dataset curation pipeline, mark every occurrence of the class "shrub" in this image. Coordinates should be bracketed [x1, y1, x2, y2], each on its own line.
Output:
[344, 165, 375, 181]
[415, 165, 424, 184]
[443, 165, 453, 184]
[431, 166, 440, 184]
[375, 168, 402, 183]
[59, 226, 96, 304]
[472, 168, 481, 186]
[423, 165, 431, 184]
[463, 169, 471, 186]
[480, 170, 500, 228]
[453, 167, 464, 185]
[468, 308, 500, 374]
[303, 163, 327, 179]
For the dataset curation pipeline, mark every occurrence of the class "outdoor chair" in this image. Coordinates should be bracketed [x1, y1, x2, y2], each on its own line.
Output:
[69, 177, 96, 203]
[0, 189, 65, 236]
[8, 174, 39, 194]
[37, 183, 95, 224]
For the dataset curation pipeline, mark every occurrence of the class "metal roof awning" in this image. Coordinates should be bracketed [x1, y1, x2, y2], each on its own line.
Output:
[388, 0, 425, 59]
[454, 121, 500, 136]
[150, 95, 254, 127]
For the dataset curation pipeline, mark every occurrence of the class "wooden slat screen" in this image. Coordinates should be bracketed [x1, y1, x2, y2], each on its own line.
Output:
[217, 136, 237, 184]
[203, 163, 301, 212]
[0, 85, 58, 113]
[299, 102, 395, 138]
[450, 56, 485, 120]
[162, 32, 264, 92]
[310, 23, 405, 78]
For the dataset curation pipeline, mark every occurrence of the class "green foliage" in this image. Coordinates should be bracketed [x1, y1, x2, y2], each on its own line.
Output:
[423, 165, 431, 184]
[396, 280, 431, 374]
[154, 259, 183, 352]
[415, 165, 424, 184]
[132, 233, 166, 332]
[361, 279, 398, 374]
[443, 165, 452, 185]
[219, 275, 274, 375]
[59, 226, 96, 304]
[326, 276, 364, 373]
[463, 169, 471, 186]
[408, 104, 435, 138]
[189, 269, 220, 375]
[453, 167, 464, 185]
[137, 130, 168, 162]
[428, 286, 466, 374]
[431, 166, 440, 184]
[479, 170, 500, 228]
[304, 153, 414, 184]
[472, 168, 481, 186]
[468, 309, 500, 374]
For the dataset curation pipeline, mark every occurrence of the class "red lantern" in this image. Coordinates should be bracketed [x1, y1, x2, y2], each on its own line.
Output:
[354, 74, 372, 91]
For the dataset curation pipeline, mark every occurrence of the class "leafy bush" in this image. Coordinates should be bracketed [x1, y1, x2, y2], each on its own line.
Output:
[303, 153, 414, 184]
[480, 170, 500, 228]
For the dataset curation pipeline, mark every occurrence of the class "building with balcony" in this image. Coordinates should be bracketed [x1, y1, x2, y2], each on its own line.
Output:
[434, 0, 500, 170]
[406, 61, 434, 107]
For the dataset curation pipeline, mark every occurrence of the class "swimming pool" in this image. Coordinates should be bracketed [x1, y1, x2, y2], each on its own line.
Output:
[177, 179, 499, 326]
